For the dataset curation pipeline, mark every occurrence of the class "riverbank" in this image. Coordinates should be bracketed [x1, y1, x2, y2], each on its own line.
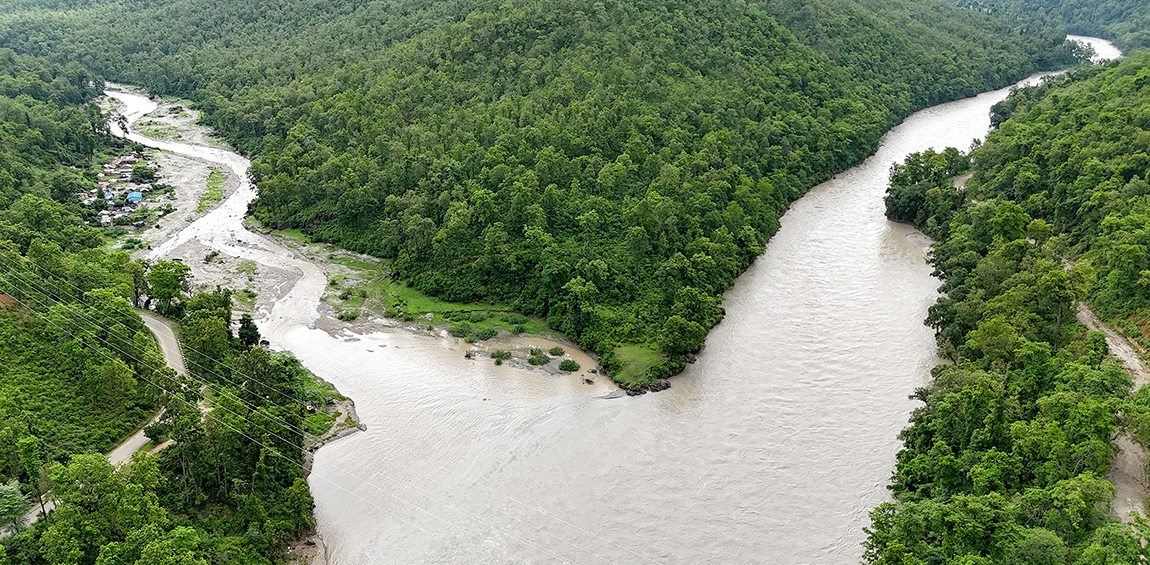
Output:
[106, 85, 619, 565]
[105, 87, 368, 564]
[100, 40, 1119, 560]
[256, 226, 616, 391]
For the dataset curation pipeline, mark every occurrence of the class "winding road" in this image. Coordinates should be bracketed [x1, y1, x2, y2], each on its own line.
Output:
[2, 312, 186, 534]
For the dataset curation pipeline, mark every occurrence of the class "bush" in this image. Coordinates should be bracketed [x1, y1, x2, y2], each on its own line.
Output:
[467, 327, 498, 342]
[558, 359, 580, 372]
[501, 314, 529, 325]
[549, 346, 564, 356]
[491, 349, 512, 360]
[469, 312, 488, 323]
[339, 289, 352, 300]
[449, 322, 472, 337]
[204, 250, 219, 262]
[336, 311, 358, 321]
[528, 348, 550, 365]
[513, 324, 526, 334]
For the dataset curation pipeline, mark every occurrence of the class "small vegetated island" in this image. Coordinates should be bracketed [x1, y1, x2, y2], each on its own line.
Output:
[0, 0, 1088, 391]
[867, 50, 1150, 562]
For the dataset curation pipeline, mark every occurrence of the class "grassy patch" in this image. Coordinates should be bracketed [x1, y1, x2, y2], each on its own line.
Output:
[136, 119, 179, 140]
[328, 255, 378, 271]
[613, 344, 665, 385]
[303, 411, 337, 436]
[233, 288, 258, 310]
[275, 228, 310, 245]
[325, 260, 550, 334]
[195, 168, 225, 213]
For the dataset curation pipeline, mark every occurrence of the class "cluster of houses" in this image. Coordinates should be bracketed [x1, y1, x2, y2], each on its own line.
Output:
[79, 153, 166, 227]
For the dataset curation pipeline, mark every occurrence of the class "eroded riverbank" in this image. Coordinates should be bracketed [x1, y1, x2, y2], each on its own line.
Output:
[105, 39, 1122, 563]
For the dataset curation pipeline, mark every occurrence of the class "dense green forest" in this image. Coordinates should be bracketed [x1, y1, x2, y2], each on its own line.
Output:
[867, 52, 1150, 563]
[0, 50, 316, 565]
[0, 0, 1084, 389]
[955, 0, 1150, 51]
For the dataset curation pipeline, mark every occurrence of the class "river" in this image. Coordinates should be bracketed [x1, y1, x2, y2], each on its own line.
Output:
[107, 36, 1119, 564]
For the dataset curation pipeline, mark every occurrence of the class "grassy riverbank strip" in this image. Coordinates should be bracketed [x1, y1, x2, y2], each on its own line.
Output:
[259, 221, 666, 391]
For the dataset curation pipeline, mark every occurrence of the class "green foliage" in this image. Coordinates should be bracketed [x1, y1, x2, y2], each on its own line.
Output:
[970, 0, 1150, 51]
[548, 346, 564, 356]
[0, 478, 29, 530]
[528, 348, 550, 366]
[237, 313, 260, 347]
[195, 168, 224, 213]
[0, 0, 1084, 392]
[558, 359, 580, 372]
[130, 163, 155, 183]
[868, 54, 1150, 561]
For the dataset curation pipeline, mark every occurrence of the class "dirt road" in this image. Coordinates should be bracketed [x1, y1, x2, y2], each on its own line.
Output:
[1076, 302, 1150, 521]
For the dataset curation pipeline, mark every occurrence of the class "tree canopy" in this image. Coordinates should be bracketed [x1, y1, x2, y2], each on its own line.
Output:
[0, 0, 1085, 388]
[869, 52, 1150, 563]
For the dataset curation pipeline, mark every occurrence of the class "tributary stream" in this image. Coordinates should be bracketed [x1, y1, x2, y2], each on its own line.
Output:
[109, 36, 1120, 565]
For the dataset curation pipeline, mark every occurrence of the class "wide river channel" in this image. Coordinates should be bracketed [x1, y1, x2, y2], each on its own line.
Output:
[108, 36, 1120, 565]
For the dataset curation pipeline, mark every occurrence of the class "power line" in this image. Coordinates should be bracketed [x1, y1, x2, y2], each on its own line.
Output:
[0, 269, 587, 564]
[0, 258, 314, 440]
[7, 256, 304, 406]
[2, 253, 639, 563]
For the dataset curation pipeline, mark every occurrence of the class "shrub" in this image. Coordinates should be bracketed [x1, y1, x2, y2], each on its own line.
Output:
[559, 359, 580, 372]
[204, 250, 219, 262]
[513, 324, 526, 334]
[450, 322, 472, 337]
[469, 312, 488, 323]
[528, 349, 550, 365]
[337, 311, 358, 321]
[490, 349, 512, 360]
[467, 327, 498, 342]
[339, 289, 352, 300]
[549, 346, 564, 356]
[501, 314, 529, 325]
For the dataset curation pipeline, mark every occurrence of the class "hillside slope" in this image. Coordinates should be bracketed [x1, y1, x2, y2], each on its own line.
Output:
[0, 0, 1083, 388]
[869, 52, 1150, 562]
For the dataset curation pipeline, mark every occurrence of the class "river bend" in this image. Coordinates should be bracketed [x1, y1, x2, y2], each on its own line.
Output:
[108, 36, 1118, 564]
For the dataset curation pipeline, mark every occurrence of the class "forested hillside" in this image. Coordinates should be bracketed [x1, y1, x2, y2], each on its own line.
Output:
[0, 0, 1083, 388]
[957, 0, 1150, 51]
[868, 53, 1150, 562]
[0, 50, 318, 565]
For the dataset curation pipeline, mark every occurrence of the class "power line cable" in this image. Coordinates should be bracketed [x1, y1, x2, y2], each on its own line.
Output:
[2, 254, 639, 563]
[0, 270, 585, 564]
[0, 258, 313, 440]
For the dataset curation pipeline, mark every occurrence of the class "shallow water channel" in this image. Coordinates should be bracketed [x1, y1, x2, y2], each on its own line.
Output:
[108, 36, 1119, 564]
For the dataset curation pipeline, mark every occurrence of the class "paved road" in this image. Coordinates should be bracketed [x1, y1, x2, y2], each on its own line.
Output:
[3, 311, 185, 534]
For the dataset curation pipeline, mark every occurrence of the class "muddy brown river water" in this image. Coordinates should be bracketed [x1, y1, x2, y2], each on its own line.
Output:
[108, 36, 1119, 564]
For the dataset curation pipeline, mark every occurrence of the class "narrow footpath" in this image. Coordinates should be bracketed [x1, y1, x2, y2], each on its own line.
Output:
[3, 312, 186, 534]
[1076, 303, 1150, 522]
